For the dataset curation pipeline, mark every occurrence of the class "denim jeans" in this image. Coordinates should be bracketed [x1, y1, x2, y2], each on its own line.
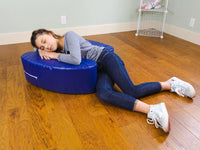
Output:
[96, 49, 161, 111]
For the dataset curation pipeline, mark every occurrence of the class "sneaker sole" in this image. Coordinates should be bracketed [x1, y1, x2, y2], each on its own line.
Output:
[161, 103, 170, 133]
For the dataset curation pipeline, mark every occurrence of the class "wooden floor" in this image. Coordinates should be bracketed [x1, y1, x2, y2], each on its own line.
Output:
[0, 31, 200, 150]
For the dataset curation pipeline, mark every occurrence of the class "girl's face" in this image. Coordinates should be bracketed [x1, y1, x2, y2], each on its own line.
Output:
[35, 33, 58, 52]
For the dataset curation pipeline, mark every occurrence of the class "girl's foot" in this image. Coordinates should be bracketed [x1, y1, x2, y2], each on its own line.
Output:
[168, 77, 196, 98]
[147, 103, 170, 133]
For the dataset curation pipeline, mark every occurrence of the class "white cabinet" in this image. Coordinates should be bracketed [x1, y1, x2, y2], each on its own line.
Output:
[135, 0, 168, 38]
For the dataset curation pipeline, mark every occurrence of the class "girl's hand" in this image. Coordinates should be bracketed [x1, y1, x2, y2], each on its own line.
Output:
[38, 49, 59, 60]
[38, 49, 50, 60]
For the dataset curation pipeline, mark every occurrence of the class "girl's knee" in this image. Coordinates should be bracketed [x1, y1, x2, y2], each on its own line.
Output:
[97, 89, 112, 102]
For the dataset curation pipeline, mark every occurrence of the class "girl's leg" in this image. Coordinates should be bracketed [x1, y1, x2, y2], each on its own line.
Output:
[134, 100, 150, 113]
[99, 50, 195, 99]
[100, 51, 195, 99]
[96, 72, 170, 132]
[101, 51, 161, 98]
[160, 82, 171, 91]
[96, 72, 137, 111]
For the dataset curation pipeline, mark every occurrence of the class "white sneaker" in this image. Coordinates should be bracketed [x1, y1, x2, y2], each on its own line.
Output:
[147, 103, 170, 133]
[168, 77, 196, 98]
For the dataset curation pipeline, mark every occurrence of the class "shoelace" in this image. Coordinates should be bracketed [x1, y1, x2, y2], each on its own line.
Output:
[147, 116, 161, 129]
[175, 87, 185, 97]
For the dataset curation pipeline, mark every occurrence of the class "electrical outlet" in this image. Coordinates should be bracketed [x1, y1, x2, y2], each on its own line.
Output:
[61, 16, 66, 24]
[189, 18, 195, 27]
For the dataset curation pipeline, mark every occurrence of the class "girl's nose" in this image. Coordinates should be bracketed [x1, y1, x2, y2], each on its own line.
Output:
[44, 44, 48, 50]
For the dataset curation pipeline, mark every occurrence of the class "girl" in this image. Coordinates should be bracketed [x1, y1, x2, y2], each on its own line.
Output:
[31, 29, 196, 133]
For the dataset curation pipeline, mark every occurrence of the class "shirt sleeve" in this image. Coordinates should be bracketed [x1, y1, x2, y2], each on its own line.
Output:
[57, 31, 82, 65]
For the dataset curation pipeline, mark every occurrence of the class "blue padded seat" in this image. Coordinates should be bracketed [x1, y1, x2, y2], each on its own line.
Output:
[21, 40, 114, 94]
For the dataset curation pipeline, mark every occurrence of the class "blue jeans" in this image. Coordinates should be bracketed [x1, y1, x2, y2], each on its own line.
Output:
[96, 49, 161, 111]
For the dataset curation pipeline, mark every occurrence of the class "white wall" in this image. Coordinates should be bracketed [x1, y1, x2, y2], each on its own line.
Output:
[167, 0, 200, 34]
[0, 0, 137, 34]
[0, 0, 200, 45]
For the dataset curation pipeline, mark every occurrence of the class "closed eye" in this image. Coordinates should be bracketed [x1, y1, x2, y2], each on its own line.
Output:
[41, 39, 46, 44]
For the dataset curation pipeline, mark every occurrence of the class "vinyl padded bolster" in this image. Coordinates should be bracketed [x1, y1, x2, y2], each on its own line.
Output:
[21, 40, 114, 94]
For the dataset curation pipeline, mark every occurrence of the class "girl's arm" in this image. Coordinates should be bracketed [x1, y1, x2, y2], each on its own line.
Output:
[57, 31, 82, 65]
[37, 31, 83, 65]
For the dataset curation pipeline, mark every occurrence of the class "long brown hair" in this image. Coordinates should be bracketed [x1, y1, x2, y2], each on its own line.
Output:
[30, 29, 63, 49]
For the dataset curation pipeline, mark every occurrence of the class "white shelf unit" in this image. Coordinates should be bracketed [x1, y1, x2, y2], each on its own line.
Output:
[135, 0, 168, 38]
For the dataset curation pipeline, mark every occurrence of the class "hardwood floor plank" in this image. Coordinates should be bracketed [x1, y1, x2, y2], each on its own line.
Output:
[170, 106, 200, 140]
[9, 65, 46, 149]
[42, 90, 83, 150]
[0, 66, 9, 150]
[120, 123, 161, 150]
[93, 115, 135, 150]
[24, 84, 57, 150]
[62, 94, 109, 150]
[183, 104, 200, 122]
[166, 117, 200, 150]
[7, 65, 36, 150]
[153, 134, 185, 150]
[82, 93, 108, 117]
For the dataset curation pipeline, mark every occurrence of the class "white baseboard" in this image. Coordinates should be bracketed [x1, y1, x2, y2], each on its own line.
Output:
[164, 24, 200, 46]
[0, 22, 200, 46]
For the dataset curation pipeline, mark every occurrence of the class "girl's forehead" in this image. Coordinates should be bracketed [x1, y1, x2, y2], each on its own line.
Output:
[35, 34, 43, 42]
[36, 34, 48, 43]
[38, 34, 46, 39]
[37, 33, 50, 39]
